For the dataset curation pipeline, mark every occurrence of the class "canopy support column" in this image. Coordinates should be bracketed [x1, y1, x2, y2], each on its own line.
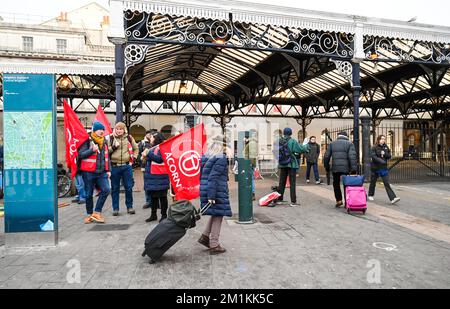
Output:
[114, 43, 125, 123]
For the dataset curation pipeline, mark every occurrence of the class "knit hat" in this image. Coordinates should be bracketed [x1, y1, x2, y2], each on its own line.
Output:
[283, 128, 293, 136]
[92, 121, 105, 132]
[338, 131, 348, 137]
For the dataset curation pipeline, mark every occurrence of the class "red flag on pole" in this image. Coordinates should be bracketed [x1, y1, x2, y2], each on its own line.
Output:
[94, 104, 113, 136]
[159, 124, 207, 201]
[64, 100, 90, 178]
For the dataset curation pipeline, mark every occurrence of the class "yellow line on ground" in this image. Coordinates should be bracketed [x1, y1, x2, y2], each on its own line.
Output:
[300, 185, 450, 244]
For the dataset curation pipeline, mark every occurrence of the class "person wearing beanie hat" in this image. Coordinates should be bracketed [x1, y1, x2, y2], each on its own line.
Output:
[92, 121, 105, 132]
[323, 131, 358, 207]
[283, 127, 293, 136]
[77, 121, 112, 224]
[108, 122, 139, 216]
[273, 128, 310, 207]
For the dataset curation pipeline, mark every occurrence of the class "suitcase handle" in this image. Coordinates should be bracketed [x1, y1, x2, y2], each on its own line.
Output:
[199, 202, 213, 216]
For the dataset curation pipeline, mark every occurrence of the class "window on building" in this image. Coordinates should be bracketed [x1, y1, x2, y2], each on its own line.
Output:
[56, 39, 67, 54]
[388, 130, 395, 153]
[99, 99, 110, 108]
[162, 101, 173, 110]
[22, 36, 33, 52]
[408, 134, 416, 146]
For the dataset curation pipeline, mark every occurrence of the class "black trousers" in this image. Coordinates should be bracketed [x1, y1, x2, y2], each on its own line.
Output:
[368, 172, 396, 201]
[150, 190, 168, 217]
[278, 167, 297, 203]
[332, 172, 347, 202]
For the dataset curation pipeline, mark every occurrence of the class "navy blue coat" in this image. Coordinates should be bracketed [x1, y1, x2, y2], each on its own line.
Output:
[200, 155, 232, 217]
[144, 148, 170, 191]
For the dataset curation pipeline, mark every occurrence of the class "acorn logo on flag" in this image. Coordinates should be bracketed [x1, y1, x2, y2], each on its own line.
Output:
[179, 150, 201, 177]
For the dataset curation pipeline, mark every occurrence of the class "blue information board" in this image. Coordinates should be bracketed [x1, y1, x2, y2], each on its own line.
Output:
[3, 74, 58, 234]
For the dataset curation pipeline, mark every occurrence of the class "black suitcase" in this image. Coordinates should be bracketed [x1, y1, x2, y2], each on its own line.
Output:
[142, 203, 212, 263]
[142, 218, 186, 263]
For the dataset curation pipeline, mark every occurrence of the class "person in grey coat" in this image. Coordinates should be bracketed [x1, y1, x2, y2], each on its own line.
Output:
[323, 131, 358, 207]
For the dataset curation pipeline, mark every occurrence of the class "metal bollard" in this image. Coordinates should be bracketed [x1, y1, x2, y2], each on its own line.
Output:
[237, 158, 254, 224]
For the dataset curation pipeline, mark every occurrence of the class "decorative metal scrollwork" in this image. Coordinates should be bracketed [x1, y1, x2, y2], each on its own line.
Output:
[295, 116, 313, 127]
[331, 60, 353, 86]
[124, 11, 354, 59]
[364, 36, 450, 64]
[124, 44, 152, 68]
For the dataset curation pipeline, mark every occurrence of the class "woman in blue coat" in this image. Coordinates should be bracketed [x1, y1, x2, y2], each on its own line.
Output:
[142, 132, 170, 223]
[198, 136, 232, 254]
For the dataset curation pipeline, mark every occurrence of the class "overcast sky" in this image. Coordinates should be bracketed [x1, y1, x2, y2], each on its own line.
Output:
[1, 0, 449, 27]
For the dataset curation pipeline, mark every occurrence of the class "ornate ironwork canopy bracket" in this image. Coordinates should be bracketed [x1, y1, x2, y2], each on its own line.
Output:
[295, 116, 313, 128]
[214, 115, 233, 133]
[124, 43, 157, 77]
[331, 60, 354, 87]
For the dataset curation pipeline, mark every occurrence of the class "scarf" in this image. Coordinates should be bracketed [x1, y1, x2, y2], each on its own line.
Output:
[91, 132, 104, 150]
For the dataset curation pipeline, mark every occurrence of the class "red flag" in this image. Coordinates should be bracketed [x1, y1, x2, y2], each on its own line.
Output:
[64, 101, 90, 178]
[94, 104, 112, 136]
[159, 124, 207, 201]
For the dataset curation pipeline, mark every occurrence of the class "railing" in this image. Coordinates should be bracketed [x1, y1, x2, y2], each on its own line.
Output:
[325, 122, 450, 182]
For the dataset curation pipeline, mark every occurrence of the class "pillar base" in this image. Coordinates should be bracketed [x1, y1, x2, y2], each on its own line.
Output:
[5, 231, 58, 248]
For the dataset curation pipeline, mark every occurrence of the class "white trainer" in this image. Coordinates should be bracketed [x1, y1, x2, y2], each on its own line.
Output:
[391, 197, 401, 205]
[368, 196, 375, 201]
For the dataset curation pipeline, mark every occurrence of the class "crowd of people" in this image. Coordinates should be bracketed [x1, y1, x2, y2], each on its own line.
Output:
[72, 122, 400, 255]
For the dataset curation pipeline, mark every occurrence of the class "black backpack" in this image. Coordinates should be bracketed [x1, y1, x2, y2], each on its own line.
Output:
[276, 137, 292, 165]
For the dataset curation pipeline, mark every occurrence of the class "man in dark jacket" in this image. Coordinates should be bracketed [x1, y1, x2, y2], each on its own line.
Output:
[138, 129, 155, 209]
[305, 136, 321, 184]
[78, 121, 112, 224]
[323, 131, 358, 207]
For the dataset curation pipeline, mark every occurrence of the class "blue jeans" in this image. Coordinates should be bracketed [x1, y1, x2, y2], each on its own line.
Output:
[111, 164, 134, 211]
[306, 162, 320, 181]
[82, 172, 111, 215]
[74, 174, 86, 202]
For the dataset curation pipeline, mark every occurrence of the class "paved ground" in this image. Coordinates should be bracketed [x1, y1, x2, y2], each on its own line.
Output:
[0, 172, 449, 289]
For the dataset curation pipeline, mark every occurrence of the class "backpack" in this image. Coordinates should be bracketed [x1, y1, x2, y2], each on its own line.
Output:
[277, 137, 292, 166]
[168, 200, 199, 229]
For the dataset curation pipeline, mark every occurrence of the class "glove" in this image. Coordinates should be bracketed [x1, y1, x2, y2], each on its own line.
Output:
[208, 199, 216, 205]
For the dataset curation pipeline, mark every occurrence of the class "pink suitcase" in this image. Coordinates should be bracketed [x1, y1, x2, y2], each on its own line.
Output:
[345, 186, 367, 214]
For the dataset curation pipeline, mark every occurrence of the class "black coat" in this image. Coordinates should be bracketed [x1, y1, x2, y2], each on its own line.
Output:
[371, 144, 391, 171]
[323, 136, 358, 174]
[305, 142, 320, 163]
